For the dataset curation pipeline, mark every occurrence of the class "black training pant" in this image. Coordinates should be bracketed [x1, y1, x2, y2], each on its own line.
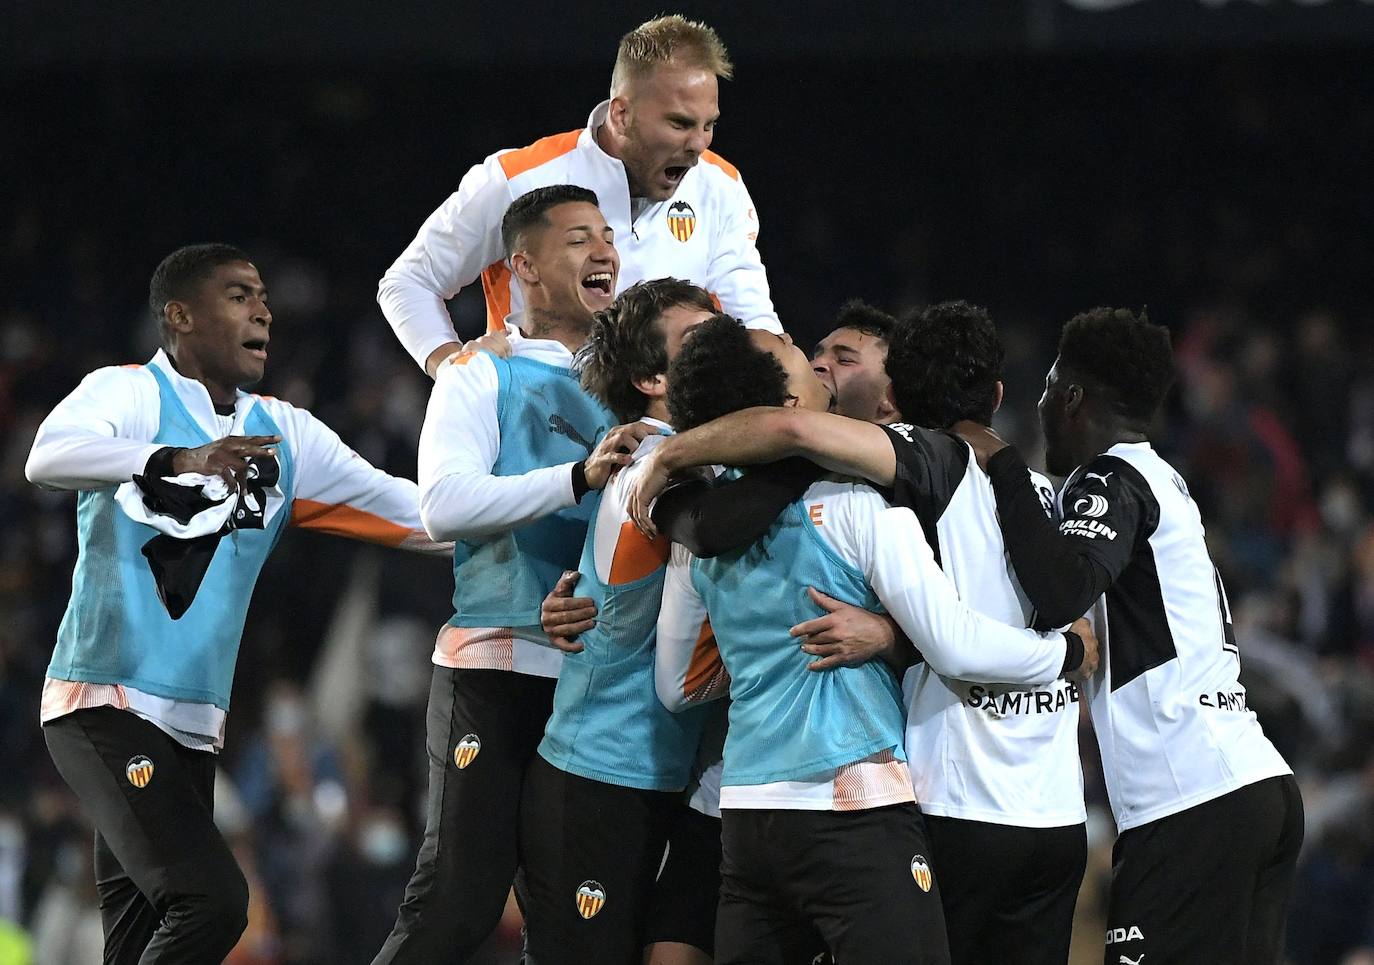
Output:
[1104, 775, 1304, 965]
[44, 707, 248, 965]
[518, 754, 681, 964]
[372, 666, 555, 964]
[924, 815, 1086, 965]
[644, 803, 725, 956]
[716, 803, 952, 965]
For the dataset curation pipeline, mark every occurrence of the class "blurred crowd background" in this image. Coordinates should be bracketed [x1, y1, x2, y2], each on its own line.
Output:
[4, 2, 1374, 962]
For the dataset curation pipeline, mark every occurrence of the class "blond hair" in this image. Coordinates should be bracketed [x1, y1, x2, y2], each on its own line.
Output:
[610, 15, 733, 96]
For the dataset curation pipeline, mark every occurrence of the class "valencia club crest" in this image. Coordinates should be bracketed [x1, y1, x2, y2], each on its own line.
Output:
[126, 755, 155, 788]
[575, 880, 606, 919]
[910, 854, 933, 893]
[667, 201, 696, 242]
[453, 734, 481, 769]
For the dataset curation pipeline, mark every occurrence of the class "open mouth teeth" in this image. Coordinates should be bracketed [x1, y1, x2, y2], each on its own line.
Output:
[582, 272, 613, 295]
[243, 339, 268, 352]
[665, 165, 688, 182]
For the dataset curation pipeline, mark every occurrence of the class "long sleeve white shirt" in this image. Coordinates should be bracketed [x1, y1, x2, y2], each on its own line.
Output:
[416, 323, 582, 543]
[28, 349, 446, 749]
[417, 324, 594, 678]
[379, 101, 782, 370]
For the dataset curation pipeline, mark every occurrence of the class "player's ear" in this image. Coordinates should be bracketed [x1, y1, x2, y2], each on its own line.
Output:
[991, 380, 1004, 416]
[875, 383, 898, 423]
[607, 94, 631, 135]
[164, 299, 193, 335]
[510, 249, 538, 285]
[1063, 382, 1085, 417]
[632, 372, 667, 399]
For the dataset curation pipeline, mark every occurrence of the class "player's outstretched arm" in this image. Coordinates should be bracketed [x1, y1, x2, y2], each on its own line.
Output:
[418, 352, 590, 541]
[284, 405, 449, 554]
[862, 505, 1078, 685]
[26, 366, 165, 490]
[953, 419, 1132, 628]
[658, 406, 896, 481]
[377, 157, 512, 377]
[983, 445, 1138, 630]
[627, 408, 897, 534]
[648, 457, 820, 555]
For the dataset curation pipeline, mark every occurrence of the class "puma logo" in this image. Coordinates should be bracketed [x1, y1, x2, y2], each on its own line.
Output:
[548, 414, 594, 452]
[1120, 955, 1144, 965]
[1085, 471, 1114, 486]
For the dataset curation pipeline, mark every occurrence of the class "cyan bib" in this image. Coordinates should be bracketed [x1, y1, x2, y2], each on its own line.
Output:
[693, 496, 905, 786]
[539, 483, 711, 790]
[48, 365, 294, 709]
[448, 354, 612, 629]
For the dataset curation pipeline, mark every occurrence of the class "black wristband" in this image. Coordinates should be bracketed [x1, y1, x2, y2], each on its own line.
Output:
[571, 460, 590, 503]
[1060, 629, 1085, 677]
[144, 446, 183, 480]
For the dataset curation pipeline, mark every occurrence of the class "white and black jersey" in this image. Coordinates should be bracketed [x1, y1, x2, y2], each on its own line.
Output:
[987, 441, 1291, 832]
[882, 423, 1086, 829]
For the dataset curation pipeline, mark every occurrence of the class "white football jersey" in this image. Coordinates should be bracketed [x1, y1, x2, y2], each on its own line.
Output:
[1059, 442, 1290, 831]
[884, 423, 1087, 828]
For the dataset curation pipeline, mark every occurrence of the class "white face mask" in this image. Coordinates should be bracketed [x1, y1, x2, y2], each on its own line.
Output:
[266, 695, 306, 737]
[360, 818, 409, 866]
[1321, 480, 1362, 533]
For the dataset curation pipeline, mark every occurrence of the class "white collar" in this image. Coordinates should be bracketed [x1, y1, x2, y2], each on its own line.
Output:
[584, 101, 614, 159]
[148, 350, 257, 432]
[628, 417, 674, 464]
[502, 313, 581, 367]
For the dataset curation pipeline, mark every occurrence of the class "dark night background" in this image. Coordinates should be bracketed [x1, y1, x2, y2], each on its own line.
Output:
[3, 3, 1374, 961]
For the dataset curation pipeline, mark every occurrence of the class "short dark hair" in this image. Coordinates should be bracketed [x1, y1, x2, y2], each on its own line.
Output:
[885, 300, 1003, 428]
[500, 184, 600, 258]
[576, 278, 716, 422]
[1057, 307, 1174, 424]
[831, 299, 895, 343]
[666, 314, 788, 431]
[148, 243, 252, 324]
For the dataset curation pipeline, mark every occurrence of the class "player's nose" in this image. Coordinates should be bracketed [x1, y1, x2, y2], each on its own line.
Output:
[686, 127, 711, 156]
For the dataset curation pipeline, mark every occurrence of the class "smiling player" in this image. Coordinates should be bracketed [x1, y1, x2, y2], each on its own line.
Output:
[372, 186, 665, 963]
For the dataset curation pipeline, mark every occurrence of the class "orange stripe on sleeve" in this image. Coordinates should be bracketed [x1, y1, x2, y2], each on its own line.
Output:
[684, 618, 728, 701]
[608, 521, 670, 585]
[480, 261, 513, 334]
[701, 150, 740, 181]
[498, 129, 582, 180]
[289, 499, 412, 547]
